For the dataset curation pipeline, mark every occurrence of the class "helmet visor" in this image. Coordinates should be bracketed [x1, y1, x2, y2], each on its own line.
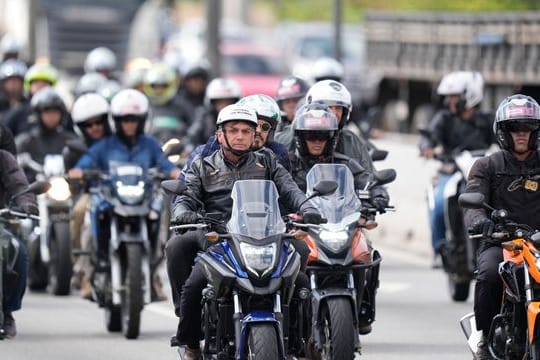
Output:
[503, 121, 540, 133]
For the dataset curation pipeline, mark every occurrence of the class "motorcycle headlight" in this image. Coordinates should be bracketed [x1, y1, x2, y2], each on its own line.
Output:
[116, 180, 145, 204]
[319, 230, 349, 252]
[239, 242, 277, 277]
[47, 177, 71, 201]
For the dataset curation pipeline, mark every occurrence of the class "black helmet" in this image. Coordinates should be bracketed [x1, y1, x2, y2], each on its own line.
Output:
[275, 76, 308, 105]
[494, 94, 540, 151]
[30, 87, 66, 113]
[293, 106, 339, 158]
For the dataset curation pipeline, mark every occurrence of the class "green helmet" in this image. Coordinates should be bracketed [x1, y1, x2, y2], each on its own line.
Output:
[143, 62, 178, 106]
[24, 63, 59, 94]
[237, 94, 281, 129]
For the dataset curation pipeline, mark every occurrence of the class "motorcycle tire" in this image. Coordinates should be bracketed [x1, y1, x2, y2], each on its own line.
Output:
[121, 244, 143, 339]
[448, 276, 470, 302]
[105, 305, 122, 332]
[246, 324, 279, 360]
[49, 221, 72, 296]
[27, 237, 48, 291]
[320, 298, 356, 360]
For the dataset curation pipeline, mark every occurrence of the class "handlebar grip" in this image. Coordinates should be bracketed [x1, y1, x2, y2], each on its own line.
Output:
[320, 218, 328, 224]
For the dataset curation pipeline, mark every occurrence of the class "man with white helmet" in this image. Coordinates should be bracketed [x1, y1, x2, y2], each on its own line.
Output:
[84, 46, 117, 80]
[66, 93, 112, 298]
[166, 103, 323, 358]
[419, 71, 495, 266]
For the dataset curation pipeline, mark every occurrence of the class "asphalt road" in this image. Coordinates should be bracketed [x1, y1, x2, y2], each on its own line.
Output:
[2, 246, 473, 360]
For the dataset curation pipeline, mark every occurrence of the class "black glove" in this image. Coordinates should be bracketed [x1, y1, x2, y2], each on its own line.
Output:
[370, 195, 389, 213]
[173, 210, 199, 225]
[471, 218, 494, 238]
[302, 210, 324, 225]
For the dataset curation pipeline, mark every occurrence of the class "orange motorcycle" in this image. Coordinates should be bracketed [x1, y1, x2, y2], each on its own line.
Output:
[460, 192, 540, 360]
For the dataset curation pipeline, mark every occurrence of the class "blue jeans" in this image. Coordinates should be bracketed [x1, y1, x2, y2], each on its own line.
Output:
[430, 173, 452, 254]
[4, 237, 28, 313]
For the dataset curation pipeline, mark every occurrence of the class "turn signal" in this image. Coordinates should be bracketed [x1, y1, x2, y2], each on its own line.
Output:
[205, 231, 220, 242]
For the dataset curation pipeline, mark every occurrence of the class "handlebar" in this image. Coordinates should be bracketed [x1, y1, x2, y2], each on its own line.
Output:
[0, 208, 40, 221]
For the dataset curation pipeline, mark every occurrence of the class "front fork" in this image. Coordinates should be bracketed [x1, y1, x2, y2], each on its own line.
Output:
[109, 217, 151, 306]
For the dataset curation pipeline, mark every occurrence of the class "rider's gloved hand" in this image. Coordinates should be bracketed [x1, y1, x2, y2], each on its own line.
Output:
[370, 194, 389, 213]
[174, 210, 199, 225]
[471, 218, 494, 238]
[302, 210, 324, 225]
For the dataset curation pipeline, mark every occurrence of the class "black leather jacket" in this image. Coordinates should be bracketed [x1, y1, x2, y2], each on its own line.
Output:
[419, 109, 495, 156]
[290, 151, 369, 193]
[173, 148, 316, 221]
[0, 149, 35, 207]
[464, 150, 540, 231]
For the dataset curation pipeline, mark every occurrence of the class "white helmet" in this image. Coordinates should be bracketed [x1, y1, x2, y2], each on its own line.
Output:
[205, 78, 242, 104]
[306, 80, 352, 123]
[216, 103, 258, 128]
[110, 89, 149, 134]
[71, 93, 110, 137]
[312, 57, 344, 82]
[84, 47, 117, 74]
[437, 71, 483, 110]
[0, 34, 21, 58]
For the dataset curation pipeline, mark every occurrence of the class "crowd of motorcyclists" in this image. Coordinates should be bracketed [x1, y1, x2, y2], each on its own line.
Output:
[0, 28, 539, 360]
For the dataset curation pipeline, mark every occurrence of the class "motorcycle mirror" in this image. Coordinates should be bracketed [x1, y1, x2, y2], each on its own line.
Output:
[66, 139, 88, 154]
[9, 180, 51, 204]
[458, 193, 485, 209]
[161, 180, 186, 195]
[164, 143, 185, 156]
[374, 169, 396, 186]
[370, 148, 388, 162]
[313, 180, 338, 197]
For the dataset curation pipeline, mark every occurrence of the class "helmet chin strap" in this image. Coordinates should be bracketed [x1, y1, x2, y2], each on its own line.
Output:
[222, 132, 252, 157]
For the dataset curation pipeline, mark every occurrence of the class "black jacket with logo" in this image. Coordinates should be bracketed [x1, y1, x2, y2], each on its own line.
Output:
[464, 150, 540, 231]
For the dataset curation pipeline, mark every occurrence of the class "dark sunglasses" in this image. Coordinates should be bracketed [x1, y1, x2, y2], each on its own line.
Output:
[81, 119, 105, 128]
[303, 131, 331, 141]
[504, 121, 540, 133]
[118, 116, 140, 123]
[257, 122, 272, 133]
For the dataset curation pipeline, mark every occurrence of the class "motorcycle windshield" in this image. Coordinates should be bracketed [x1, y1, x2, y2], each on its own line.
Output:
[227, 180, 285, 240]
[306, 164, 361, 224]
[109, 161, 144, 184]
[43, 154, 65, 177]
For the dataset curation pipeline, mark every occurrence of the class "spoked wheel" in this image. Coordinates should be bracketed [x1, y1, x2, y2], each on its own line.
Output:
[246, 324, 279, 360]
[121, 244, 143, 339]
[48, 221, 72, 296]
[320, 298, 355, 360]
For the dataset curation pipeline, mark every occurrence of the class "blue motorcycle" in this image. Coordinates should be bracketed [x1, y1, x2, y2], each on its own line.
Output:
[163, 179, 336, 359]
[85, 161, 166, 339]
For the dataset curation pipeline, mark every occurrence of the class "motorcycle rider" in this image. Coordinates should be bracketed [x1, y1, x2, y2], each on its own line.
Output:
[463, 94, 540, 360]
[4, 63, 60, 136]
[0, 59, 27, 119]
[290, 104, 389, 335]
[0, 148, 39, 338]
[73, 72, 107, 99]
[142, 62, 190, 142]
[66, 93, 112, 299]
[185, 77, 242, 148]
[16, 87, 76, 182]
[180, 94, 291, 182]
[166, 103, 324, 358]
[419, 71, 494, 267]
[68, 89, 180, 297]
[84, 46, 117, 80]
[174, 63, 210, 123]
[274, 75, 309, 133]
